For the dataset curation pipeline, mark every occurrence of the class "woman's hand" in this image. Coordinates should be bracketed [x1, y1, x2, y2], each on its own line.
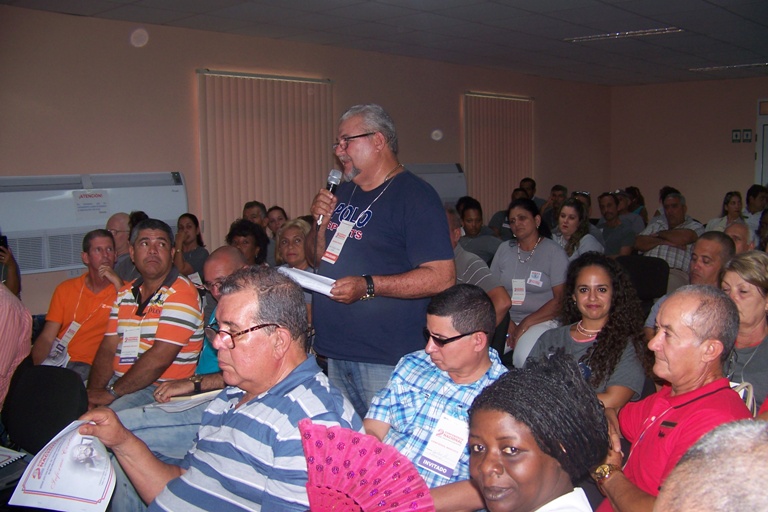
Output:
[507, 319, 529, 349]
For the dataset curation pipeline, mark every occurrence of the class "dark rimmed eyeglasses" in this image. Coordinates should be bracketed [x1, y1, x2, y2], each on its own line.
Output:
[205, 321, 280, 349]
[203, 278, 226, 292]
[422, 327, 485, 347]
[332, 132, 374, 151]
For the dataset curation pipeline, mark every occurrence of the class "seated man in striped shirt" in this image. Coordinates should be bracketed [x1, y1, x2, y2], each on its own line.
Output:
[80, 266, 361, 511]
[86, 218, 204, 412]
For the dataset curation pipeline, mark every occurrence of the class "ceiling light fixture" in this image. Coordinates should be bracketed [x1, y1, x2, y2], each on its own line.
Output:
[564, 27, 683, 43]
[689, 62, 768, 72]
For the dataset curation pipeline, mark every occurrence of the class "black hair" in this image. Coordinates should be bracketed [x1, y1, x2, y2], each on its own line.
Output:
[562, 252, 653, 384]
[507, 198, 552, 238]
[460, 197, 484, 219]
[178, 213, 205, 247]
[469, 352, 609, 483]
[427, 284, 495, 338]
[658, 186, 680, 203]
[226, 218, 269, 265]
[130, 218, 173, 246]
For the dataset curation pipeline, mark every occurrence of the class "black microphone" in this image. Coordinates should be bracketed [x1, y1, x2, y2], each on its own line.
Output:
[317, 169, 343, 226]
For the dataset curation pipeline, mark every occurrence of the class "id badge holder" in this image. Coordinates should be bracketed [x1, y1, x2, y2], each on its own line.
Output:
[416, 413, 469, 480]
[322, 220, 354, 264]
[42, 321, 81, 367]
[511, 279, 526, 306]
[119, 327, 141, 365]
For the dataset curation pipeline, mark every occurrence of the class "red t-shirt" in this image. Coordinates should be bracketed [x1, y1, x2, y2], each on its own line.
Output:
[597, 378, 751, 511]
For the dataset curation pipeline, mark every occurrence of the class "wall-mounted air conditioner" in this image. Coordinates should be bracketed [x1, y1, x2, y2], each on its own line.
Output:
[0, 172, 188, 275]
[408, 163, 467, 208]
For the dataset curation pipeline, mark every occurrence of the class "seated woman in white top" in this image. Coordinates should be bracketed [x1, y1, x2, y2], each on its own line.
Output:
[553, 198, 604, 261]
[706, 190, 745, 232]
[468, 353, 609, 512]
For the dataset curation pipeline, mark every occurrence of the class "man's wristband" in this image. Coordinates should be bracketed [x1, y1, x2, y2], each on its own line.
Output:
[361, 274, 375, 300]
[105, 384, 121, 399]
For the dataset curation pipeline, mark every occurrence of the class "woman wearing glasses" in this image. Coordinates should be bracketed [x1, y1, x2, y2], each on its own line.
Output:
[490, 198, 569, 368]
[528, 252, 651, 409]
[720, 250, 768, 410]
[553, 198, 604, 262]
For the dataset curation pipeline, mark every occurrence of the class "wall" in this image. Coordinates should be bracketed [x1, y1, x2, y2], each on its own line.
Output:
[0, 5, 612, 313]
[3, 6, 765, 314]
[611, 77, 767, 221]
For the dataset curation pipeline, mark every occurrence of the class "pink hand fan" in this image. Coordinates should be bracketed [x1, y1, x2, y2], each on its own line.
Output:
[299, 418, 435, 512]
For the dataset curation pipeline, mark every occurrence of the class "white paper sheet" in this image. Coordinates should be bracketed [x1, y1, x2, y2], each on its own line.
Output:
[10, 421, 115, 512]
[277, 266, 335, 297]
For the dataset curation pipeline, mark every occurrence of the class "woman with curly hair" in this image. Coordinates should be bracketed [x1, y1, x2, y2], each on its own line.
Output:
[527, 252, 651, 408]
[552, 198, 603, 262]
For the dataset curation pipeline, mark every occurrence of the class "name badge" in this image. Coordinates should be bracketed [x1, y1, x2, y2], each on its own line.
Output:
[527, 270, 543, 287]
[119, 327, 141, 364]
[42, 321, 81, 367]
[511, 279, 526, 306]
[416, 413, 468, 480]
[187, 272, 203, 288]
[322, 220, 354, 264]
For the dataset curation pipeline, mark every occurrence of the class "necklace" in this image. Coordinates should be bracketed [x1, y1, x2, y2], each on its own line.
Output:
[576, 321, 602, 337]
[384, 163, 403, 181]
[517, 236, 542, 264]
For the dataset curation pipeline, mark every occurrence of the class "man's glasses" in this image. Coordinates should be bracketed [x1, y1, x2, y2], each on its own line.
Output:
[203, 278, 226, 292]
[332, 132, 374, 151]
[108, 229, 130, 235]
[205, 321, 280, 349]
[422, 327, 484, 347]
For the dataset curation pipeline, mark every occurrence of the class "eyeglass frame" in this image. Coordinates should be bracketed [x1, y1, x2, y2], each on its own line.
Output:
[422, 327, 485, 347]
[203, 278, 226, 292]
[205, 321, 280, 349]
[332, 132, 375, 151]
[107, 229, 130, 235]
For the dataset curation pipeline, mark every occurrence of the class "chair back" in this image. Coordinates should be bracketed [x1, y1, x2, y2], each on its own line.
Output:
[616, 255, 670, 318]
[1, 358, 87, 454]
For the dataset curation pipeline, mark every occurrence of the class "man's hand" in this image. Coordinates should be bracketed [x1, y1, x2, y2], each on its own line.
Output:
[87, 388, 116, 410]
[605, 407, 623, 454]
[310, 189, 338, 229]
[99, 265, 123, 289]
[79, 407, 132, 449]
[153, 379, 194, 403]
[330, 276, 368, 304]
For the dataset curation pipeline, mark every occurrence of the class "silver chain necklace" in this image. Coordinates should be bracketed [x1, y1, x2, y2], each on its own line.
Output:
[517, 236, 542, 264]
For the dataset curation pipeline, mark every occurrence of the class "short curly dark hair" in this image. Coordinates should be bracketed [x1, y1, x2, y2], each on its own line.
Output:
[469, 352, 609, 483]
[561, 252, 653, 386]
[225, 219, 269, 265]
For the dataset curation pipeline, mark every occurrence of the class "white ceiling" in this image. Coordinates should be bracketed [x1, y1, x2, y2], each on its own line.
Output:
[5, 0, 768, 85]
